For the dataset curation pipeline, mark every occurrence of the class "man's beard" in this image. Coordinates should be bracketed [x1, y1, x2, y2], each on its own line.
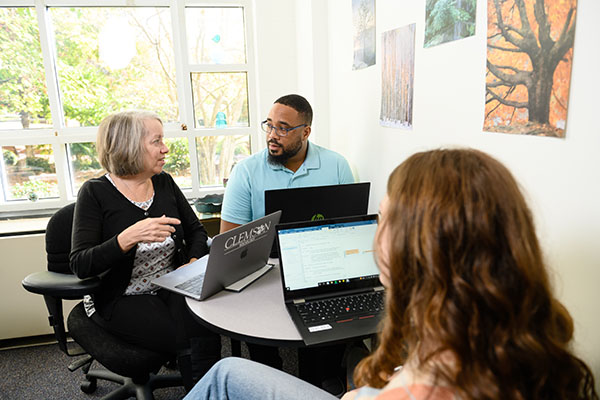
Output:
[267, 138, 303, 166]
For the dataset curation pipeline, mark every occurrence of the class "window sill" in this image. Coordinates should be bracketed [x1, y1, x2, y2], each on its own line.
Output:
[0, 209, 220, 237]
[0, 217, 49, 237]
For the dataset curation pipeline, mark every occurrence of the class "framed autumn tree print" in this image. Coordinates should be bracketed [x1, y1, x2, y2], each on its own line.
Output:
[484, 0, 577, 138]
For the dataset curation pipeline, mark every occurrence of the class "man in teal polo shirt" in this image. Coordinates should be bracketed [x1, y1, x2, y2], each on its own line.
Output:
[219, 94, 354, 395]
[220, 94, 354, 230]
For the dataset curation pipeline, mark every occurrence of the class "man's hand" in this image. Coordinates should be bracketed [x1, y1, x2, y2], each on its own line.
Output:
[117, 215, 180, 252]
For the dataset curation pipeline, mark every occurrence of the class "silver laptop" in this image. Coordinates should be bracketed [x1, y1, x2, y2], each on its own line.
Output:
[153, 211, 282, 301]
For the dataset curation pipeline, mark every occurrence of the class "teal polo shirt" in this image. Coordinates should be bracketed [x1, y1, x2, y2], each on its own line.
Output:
[221, 142, 355, 225]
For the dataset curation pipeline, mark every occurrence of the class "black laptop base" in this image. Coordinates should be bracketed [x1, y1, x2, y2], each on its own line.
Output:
[286, 304, 383, 346]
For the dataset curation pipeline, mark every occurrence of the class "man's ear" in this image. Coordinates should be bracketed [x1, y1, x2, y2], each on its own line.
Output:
[303, 125, 311, 140]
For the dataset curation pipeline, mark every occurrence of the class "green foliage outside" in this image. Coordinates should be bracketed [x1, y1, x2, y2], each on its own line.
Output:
[70, 143, 101, 171]
[165, 138, 190, 176]
[3, 150, 16, 166]
[50, 7, 178, 126]
[0, 8, 51, 127]
[424, 0, 477, 48]
[1, 6, 249, 199]
[25, 156, 53, 173]
[11, 179, 58, 199]
[1, 7, 177, 128]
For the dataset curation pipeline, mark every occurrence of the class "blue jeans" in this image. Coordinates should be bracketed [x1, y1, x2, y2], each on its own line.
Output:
[183, 357, 339, 400]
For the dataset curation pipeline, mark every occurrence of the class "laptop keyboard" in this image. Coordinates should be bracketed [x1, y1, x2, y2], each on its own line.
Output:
[295, 291, 384, 325]
[175, 274, 205, 295]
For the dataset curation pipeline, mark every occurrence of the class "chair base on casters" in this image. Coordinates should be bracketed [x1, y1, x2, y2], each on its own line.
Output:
[81, 368, 182, 400]
[68, 303, 184, 399]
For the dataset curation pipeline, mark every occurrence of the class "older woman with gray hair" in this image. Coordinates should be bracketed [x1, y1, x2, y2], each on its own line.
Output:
[70, 110, 220, 391]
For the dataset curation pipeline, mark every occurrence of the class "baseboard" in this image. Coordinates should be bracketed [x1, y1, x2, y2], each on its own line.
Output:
[0, 333, 70, 351]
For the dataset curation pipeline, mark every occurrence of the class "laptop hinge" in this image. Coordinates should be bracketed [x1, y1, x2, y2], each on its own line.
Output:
[374, 286, 385, 292]
[293, 299, 305, 305]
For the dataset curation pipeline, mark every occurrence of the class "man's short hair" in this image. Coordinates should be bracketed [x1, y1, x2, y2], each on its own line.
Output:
[96, 110, 162, 176]
[274, 94, 313, 126]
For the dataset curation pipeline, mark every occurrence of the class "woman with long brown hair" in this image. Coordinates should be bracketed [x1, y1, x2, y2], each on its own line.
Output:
[184, 148, 597, 400]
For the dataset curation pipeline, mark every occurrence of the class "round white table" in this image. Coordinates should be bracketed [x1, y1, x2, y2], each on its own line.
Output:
[185, 261, 304, 348]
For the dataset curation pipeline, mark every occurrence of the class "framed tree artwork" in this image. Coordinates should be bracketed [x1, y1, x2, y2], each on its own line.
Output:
[424, 0, 477, 48]
[353, 0, 376, 70]
[380, 24, 416, 129]
[484, 0, 577, 138]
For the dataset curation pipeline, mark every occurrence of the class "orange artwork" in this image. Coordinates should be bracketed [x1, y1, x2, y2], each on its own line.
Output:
[484, 0, 577, 138]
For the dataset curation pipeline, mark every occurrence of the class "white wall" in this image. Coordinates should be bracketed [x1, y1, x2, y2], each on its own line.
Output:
[253, 0, 299, 137]
[0, 234, 77, 340]
[253, 0, 333, 146]
[321, 0, 600, 388]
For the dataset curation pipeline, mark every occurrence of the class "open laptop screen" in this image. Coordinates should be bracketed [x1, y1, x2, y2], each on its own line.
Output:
[277, 215, 380, 298]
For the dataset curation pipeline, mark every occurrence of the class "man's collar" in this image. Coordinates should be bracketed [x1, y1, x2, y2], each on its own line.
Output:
[303, 141, 320, 170]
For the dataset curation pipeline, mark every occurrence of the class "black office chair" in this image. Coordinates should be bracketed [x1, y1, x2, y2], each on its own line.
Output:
[22, 203, 182, 399]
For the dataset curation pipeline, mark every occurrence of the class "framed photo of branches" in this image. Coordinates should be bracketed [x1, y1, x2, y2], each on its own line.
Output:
[484, 0, 577, 138]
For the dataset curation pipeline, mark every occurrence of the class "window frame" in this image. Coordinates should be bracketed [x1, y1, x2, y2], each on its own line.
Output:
[0, 0, 259, 213]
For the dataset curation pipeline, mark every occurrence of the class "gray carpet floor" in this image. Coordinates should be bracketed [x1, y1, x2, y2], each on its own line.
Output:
[0, 336, 298, 400]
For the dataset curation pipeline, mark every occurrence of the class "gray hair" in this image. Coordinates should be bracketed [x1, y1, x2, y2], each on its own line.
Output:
[96, 110, 162, 176]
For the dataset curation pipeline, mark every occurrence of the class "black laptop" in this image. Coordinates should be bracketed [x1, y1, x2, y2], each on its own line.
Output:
[276, 214, 384, 346]
[265, 182, 370, 257]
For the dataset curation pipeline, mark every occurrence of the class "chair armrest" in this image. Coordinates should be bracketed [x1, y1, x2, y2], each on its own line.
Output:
[22, 271, 101, 299]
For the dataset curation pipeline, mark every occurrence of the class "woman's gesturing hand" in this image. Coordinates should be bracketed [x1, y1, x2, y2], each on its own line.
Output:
[117, 215, 181, 252]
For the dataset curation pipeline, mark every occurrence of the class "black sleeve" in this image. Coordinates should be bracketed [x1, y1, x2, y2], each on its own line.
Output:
[169, 175, 209, 262]
[69, 181, 135, 279]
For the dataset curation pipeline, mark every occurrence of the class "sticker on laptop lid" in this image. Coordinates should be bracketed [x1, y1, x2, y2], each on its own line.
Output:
[308, 324, 332, 333]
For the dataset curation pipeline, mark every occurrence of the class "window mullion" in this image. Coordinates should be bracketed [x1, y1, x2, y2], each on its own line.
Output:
[52, 140, 72, 201]
[172, 0, 200, 198]
[188, 64, 248, 73]
[35, 1, 65, 130]
[35, 2, 71, 206]
[243, 2, 260, 154]
[187, 131, 201, 198]
[172, 0, 193, 128]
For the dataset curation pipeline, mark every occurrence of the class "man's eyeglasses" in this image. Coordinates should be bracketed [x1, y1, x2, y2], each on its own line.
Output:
[261, 120, 307, 137]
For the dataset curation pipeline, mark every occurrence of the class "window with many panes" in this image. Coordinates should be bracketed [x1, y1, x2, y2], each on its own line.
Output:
[0, 1, 257, 213]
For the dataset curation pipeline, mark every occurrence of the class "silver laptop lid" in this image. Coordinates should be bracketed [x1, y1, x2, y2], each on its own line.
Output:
[202, 210, 282, 293]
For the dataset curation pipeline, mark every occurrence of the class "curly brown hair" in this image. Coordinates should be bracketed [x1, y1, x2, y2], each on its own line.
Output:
[354, 148, 597, 399]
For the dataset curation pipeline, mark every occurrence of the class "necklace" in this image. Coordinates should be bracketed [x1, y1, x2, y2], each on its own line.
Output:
[115, 175, 153, 202]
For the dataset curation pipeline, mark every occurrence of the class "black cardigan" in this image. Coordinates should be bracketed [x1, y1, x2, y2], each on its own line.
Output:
[70, 172, 209, 319]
